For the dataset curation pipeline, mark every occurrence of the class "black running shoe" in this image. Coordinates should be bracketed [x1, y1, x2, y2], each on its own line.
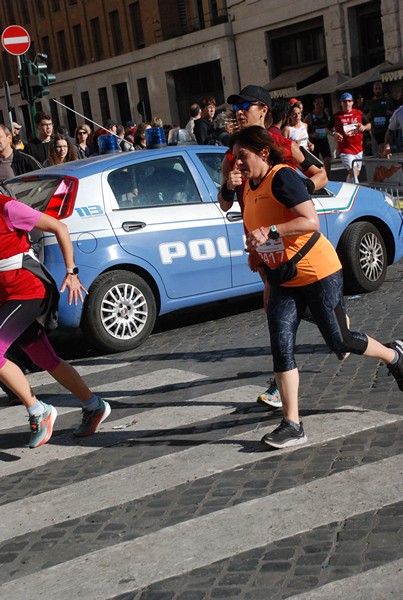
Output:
[385, 340, 403, 391]
[261, 418, 307, 449]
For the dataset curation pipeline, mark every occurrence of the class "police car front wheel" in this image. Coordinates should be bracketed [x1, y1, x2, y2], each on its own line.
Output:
[82, 270, 157, 352]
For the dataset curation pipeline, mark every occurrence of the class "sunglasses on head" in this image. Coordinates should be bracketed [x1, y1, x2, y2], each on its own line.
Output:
[232, 101, 263, 112]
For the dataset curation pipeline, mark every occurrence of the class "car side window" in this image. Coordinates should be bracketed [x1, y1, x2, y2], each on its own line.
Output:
[197, 153, 225, 190]
[108, 156, 202, 209]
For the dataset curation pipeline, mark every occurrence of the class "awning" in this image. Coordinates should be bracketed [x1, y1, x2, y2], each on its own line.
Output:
[264, 63, 326, 99]
[296, 72, 350, 96]
[380, 61, 403, 82]
[335, 62, 392, 91]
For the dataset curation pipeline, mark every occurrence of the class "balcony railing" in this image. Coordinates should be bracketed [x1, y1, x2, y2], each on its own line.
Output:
[154, 7, 229, 43]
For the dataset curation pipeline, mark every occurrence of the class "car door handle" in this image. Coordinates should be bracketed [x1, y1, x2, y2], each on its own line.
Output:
[122, 221, 146, 232]
[226, 212, 243, 222]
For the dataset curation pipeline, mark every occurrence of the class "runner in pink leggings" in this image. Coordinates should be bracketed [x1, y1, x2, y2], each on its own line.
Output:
[0, 191, 110, 448]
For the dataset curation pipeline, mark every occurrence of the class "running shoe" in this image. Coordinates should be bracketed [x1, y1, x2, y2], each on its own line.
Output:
[385, 340, 403, 391]
[29, 403, 57, 449]
[73, 398, 111, 437]
[257, 378, 282, 409]
[261, 418, 307, 449]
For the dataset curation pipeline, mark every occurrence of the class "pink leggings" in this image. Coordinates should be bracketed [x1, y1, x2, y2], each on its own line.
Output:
[0, 299, 61, 371]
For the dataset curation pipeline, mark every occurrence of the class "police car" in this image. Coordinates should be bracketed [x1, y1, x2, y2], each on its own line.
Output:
[6, 146, 403, 353]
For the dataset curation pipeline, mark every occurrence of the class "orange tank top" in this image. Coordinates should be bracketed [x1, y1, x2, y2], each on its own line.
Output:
[243, 165, 341, 286]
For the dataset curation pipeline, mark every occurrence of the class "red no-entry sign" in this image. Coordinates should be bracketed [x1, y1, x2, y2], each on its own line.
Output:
[1, 25, 31, 56]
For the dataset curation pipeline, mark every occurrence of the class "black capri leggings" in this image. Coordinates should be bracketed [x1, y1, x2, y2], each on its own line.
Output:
[268, 269, 368, 372]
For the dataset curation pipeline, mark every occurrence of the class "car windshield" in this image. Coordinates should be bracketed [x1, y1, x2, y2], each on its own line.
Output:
[5, 175, 64, 212]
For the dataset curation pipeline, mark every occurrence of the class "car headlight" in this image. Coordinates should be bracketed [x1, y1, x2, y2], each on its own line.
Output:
[383, 192, 396, 208]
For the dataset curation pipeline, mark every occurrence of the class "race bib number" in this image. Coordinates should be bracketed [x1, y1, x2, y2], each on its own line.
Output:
[374, 116, 386, 127]
[343, 123, 358, 136]
[257, 238, 285, 267]
[316, 127, 327, 139]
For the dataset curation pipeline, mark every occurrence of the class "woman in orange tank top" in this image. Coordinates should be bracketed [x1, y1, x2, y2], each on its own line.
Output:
[230, 126, 403, 450]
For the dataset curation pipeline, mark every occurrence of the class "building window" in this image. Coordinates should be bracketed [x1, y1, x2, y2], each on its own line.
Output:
[350, 1, 384, 74]
[20, 0, 31, 23]
[57, 30, 70, 70]
[61, 95, 76, 134]
[130, 2, 145, 49]
[35, 0, 45, 18]
[113, 82, 132, 125]
[91, 18, 104, 60]
[98, 87, 110, 125]
[73, 24, 86, 65]
[49, 100, 60, 129]
[195, 0, 205, 29]
[53, 0, 60, 10]
[109, 10, 123, 55]
[268, 18, 326, 77]
[2, 52, 13, 84]
[41, 36, 52, 71]
[137, 78, 151, 122]
[81, 91, 93, 124]
[5, 0, 16, 23]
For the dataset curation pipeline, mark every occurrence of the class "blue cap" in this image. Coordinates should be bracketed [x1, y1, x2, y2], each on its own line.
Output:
[340, 92, 353, 101]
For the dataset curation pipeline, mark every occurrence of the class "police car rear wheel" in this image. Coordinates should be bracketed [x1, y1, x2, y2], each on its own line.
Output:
[82, 270, 157, 352]
[338, 222, 387, 293]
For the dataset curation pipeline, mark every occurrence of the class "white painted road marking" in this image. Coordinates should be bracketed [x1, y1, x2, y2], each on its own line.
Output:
[1, 455, 401, 599]
[0, 383, 256, 477]
[0, 406, 400, 543]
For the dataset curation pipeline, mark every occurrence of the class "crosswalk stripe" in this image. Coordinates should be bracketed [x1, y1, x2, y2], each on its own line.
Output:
[0, 406, 400, 544]
[288, 557, 403, 599]
[1, 454, 401, 599]
[0, 367, 207, 431]
[0, 384, 259, 477]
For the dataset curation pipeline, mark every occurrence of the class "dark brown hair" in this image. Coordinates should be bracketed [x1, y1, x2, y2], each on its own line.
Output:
[47, 134, 78, 165]
[199, 96, 216, 109]
[229, 125, 283, 165]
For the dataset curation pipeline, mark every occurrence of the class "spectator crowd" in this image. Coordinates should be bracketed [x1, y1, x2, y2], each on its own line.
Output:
[1, 79, 402, 185]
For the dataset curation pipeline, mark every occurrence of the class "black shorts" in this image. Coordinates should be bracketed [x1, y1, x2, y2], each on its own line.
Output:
[313, 138, 331, 159]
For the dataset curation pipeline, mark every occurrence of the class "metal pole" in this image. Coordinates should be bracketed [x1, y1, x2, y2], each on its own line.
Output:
[3, 81, 14, 132]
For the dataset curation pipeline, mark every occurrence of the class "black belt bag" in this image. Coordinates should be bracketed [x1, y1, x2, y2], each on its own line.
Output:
[262, 231, 320, 286]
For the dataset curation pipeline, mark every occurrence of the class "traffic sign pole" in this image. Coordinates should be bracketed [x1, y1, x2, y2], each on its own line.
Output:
[2, 26, 32, 133]
[3, 81, 14, 133]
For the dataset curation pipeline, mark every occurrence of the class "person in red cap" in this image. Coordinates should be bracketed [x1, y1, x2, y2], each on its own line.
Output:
[327, 92, 371, 182]
[289, 98, 303, 111]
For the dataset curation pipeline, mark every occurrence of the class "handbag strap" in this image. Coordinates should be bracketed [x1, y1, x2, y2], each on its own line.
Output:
[290, 231, 320, 264]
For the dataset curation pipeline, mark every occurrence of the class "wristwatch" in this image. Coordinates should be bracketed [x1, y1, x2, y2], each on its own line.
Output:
[66, 267, 79, 275]
[269, 225, 280, 240]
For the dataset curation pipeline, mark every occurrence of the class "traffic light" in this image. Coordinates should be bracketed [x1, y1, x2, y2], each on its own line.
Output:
[18, 54, 56, 103]
[18, 58, 33, 102]
[30, 53, 56, 100]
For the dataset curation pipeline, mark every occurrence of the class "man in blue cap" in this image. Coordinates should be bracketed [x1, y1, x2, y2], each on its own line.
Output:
[327, 92, 371, 182]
